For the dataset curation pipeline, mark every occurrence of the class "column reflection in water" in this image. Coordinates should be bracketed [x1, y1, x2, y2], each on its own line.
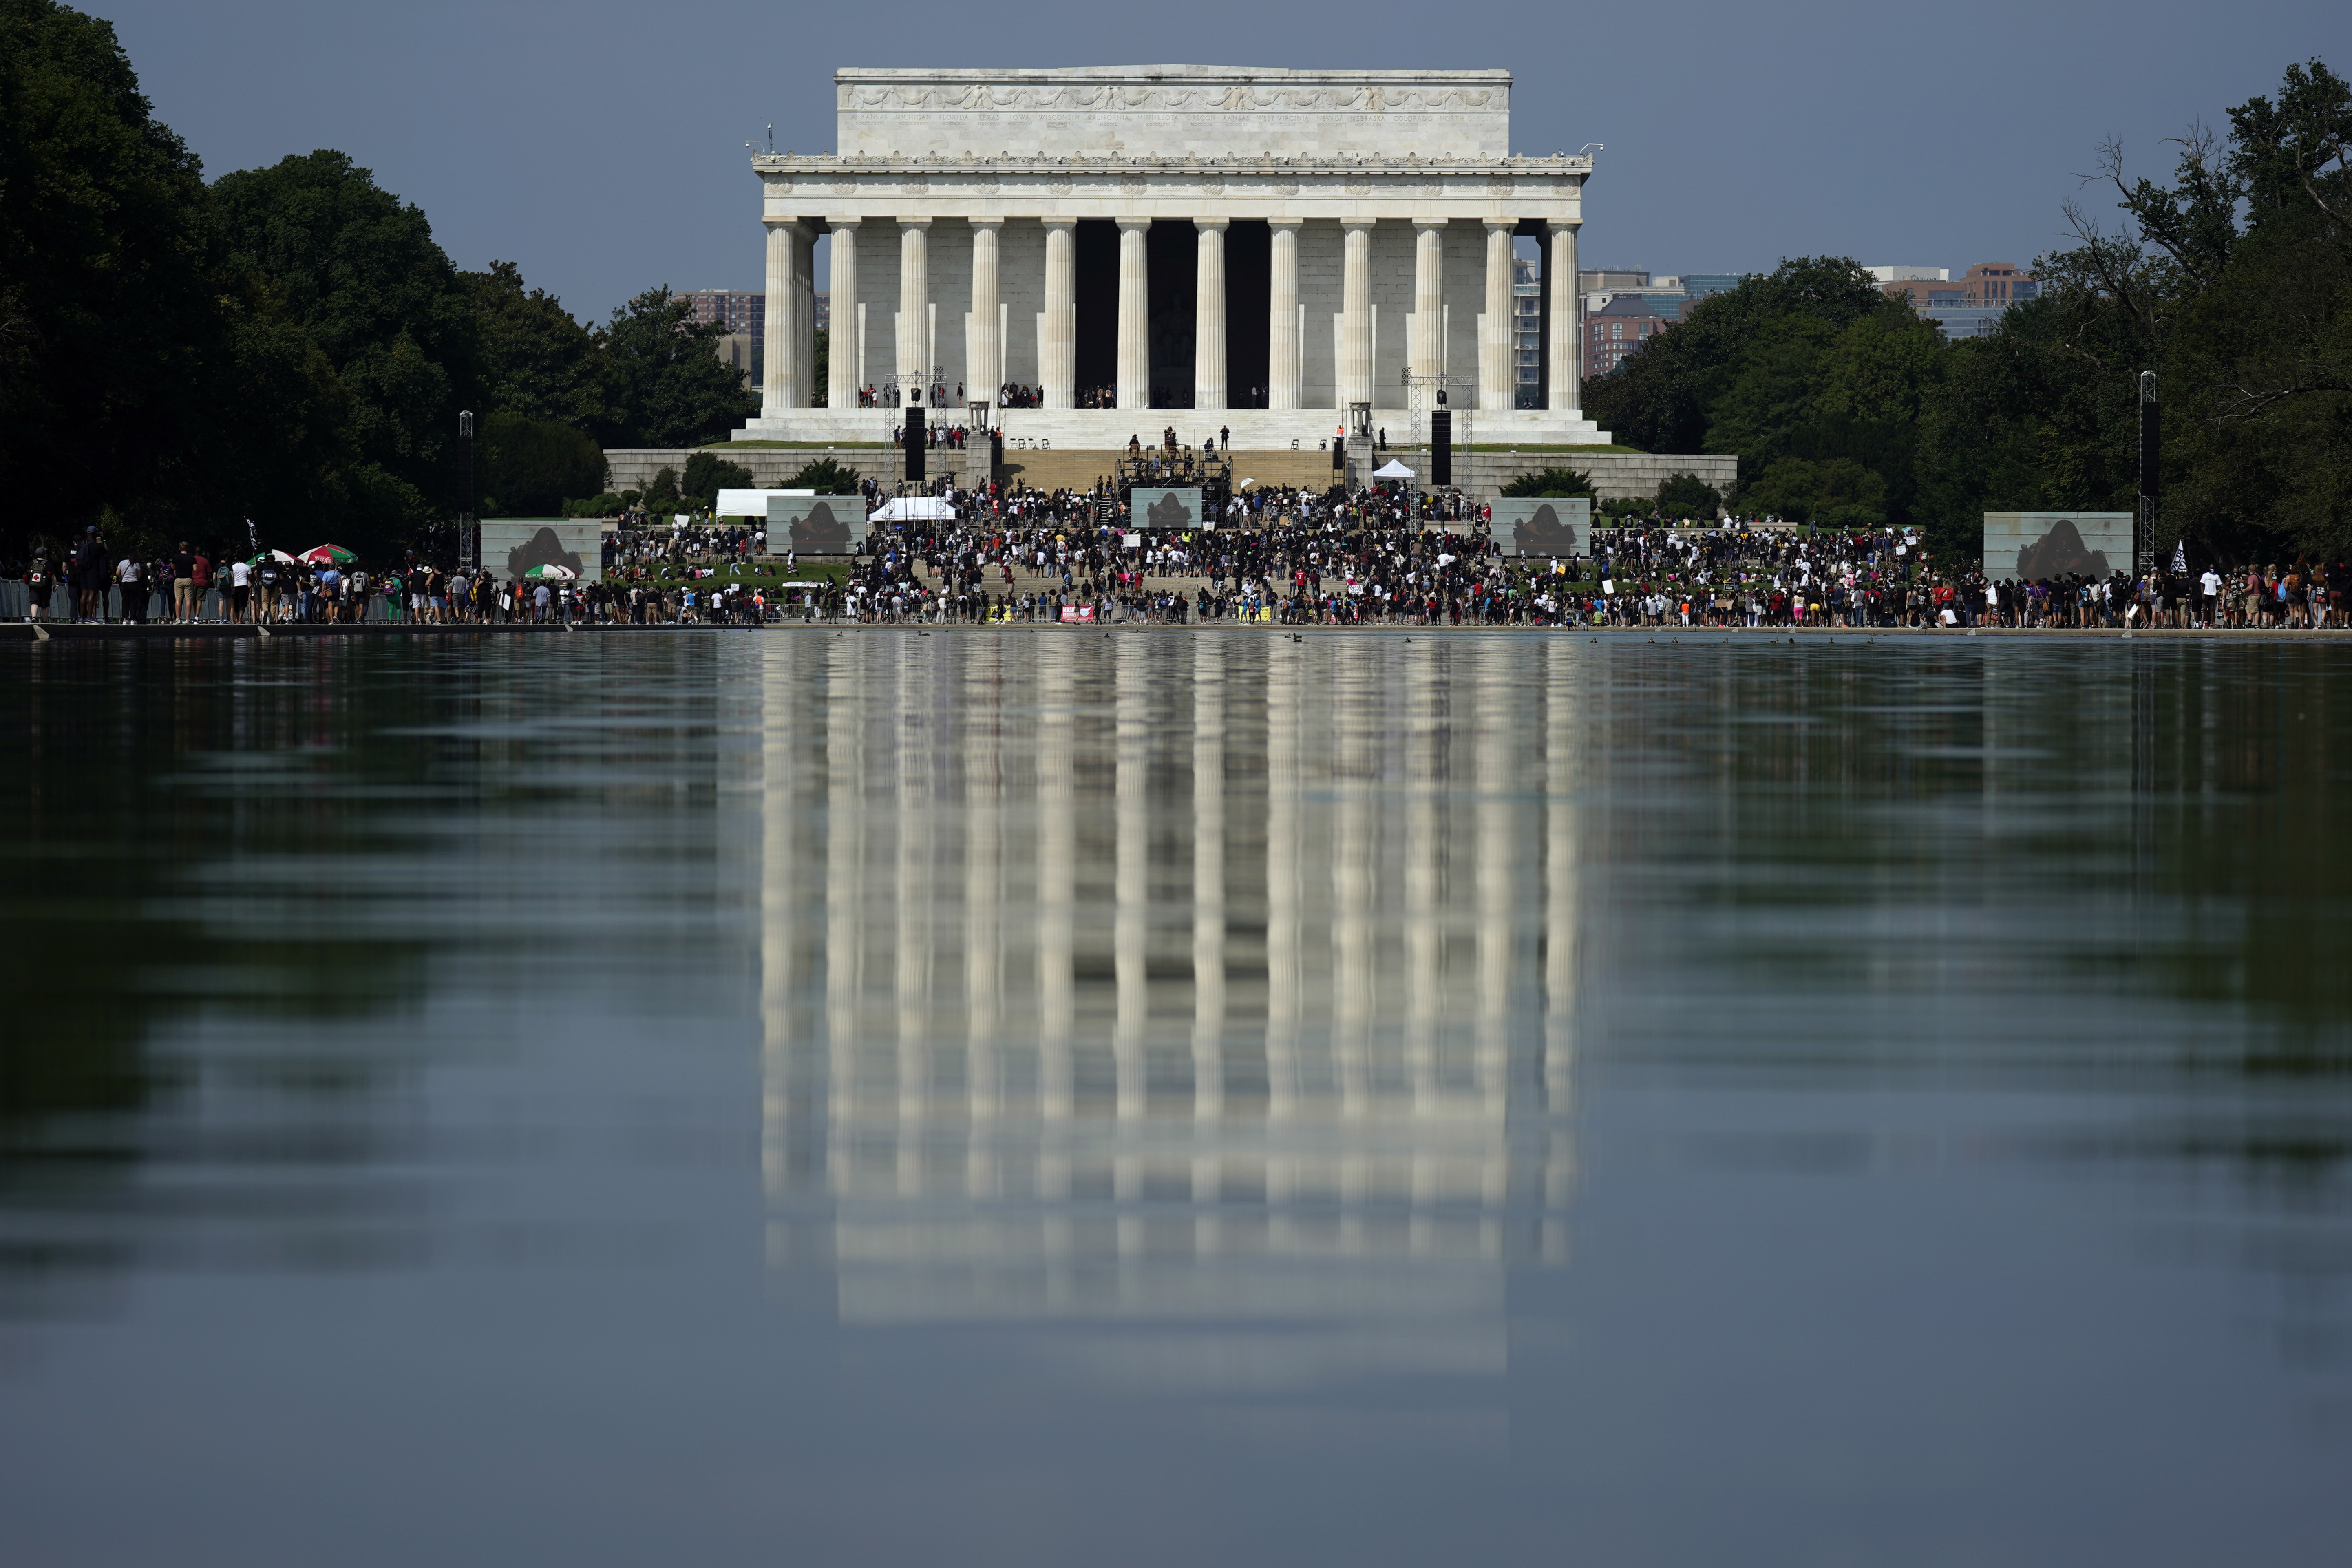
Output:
[761, 633, 1579, 1392]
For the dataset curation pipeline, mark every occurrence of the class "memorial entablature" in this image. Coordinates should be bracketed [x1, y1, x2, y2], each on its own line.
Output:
[737, 66, 1608, 451]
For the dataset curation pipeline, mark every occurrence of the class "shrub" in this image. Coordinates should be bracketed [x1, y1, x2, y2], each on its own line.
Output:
[682, 451, 755, 508]
[478, 412, 606, 517]
[1498, 466, 1596, 499]
[784, 457, 860, 492]
[563, 493, 624, 518]
[1656, 472, 1723, 521]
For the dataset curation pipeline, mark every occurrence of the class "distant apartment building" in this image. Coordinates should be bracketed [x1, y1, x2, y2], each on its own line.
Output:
[1875, 262, 2037, 339]
[1586, 294, 1671, 378]
[682, 289, 765, 349]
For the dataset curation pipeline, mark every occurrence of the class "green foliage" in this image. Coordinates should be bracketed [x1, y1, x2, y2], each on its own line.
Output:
[1597, 497, 1650, 519]
[812, 327, 828, 408]
[479, 411, 606, 516]
[1656, 472, 1723, 519]
[1498, 466, 1596, 498]
[784, 457, 860, 491]
[563, 493, 624, 518]
[0, 0, 249, 559]
[210, 149, 479, 554]
[466, 259, 609, 431]
[1919, 57, 2352, 562]
[682, 451, 754, 508]
[645, 466, 680, 509]
[1738, 458, 1888, 526]
[597, 287, 759, 448]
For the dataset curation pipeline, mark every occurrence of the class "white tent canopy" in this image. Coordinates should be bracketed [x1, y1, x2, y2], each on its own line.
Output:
[716, 488, 811, 517]
[1372, 459, 1416, 479]
[868, 496, 954, 522]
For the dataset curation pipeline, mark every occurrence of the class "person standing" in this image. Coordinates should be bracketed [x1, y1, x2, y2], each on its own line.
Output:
[229, 556, 252, 623]
[170, 541, 195, 622]
[190, 547, 212, 621]
[25, 554, 53, 623]
[115, 552, 144, 624]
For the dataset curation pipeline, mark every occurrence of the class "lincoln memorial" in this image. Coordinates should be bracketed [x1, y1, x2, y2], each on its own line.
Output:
[736, 65, 1610, 449]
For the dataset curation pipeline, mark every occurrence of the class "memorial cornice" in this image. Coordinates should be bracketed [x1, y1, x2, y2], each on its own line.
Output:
[753, 153, 1589, 177]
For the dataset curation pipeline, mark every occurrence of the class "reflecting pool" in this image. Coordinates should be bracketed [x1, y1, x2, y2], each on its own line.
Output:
[2, 632, 2347, 1566]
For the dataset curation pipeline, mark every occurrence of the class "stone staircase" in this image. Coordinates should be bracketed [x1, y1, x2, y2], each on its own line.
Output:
[994, 447, 1340, 495]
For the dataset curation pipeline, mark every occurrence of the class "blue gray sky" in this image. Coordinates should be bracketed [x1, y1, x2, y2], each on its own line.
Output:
[106, 0, 2341, 324]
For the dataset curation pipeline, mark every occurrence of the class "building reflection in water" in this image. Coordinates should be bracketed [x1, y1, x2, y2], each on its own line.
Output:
[757, 633, 1580, 1392]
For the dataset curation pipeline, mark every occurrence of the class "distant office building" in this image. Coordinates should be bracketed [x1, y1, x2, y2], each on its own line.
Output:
[713, 332, 755, 389]
[683, 289, 765, 349]
[1876, 262, 2036, 311]
[1579, 267, 1650, 293]
[1514, 256, 1543, 404]
[1586, 294, 1670, 378]
[1676, 273, 1748, 306]
[1877, 262, 2038, 339]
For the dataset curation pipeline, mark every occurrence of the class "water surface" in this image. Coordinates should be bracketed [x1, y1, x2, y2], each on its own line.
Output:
[3, 632, 2347, 1566]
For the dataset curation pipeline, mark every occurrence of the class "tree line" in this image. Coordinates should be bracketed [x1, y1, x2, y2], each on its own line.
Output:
[1586, 57, 2349, 568]
[1, 0, 757, 564]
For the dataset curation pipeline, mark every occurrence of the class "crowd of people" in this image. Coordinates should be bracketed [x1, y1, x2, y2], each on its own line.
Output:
[11, 491, 2348, 634]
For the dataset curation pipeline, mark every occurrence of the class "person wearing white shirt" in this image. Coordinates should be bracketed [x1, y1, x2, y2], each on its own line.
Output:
[2199, 568, 2222, 629]
[229, 558, 252, 623]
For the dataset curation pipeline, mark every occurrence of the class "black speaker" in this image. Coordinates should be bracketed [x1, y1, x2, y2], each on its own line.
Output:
[905, 405, 924, 481]
[1331, 437, 1343, 472]
[1431, 410, 1452, 488]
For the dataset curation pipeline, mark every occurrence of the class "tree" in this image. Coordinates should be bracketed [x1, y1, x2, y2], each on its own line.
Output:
[785, 457, 859, 490]
[1738, 457, 1888, 526]
[478, 411, 606, 517]
[597, 287, 758, 448]
[0, 0, 238, 558]
[1498, 466, 1595, 498]
[682, 451, 753, 509]
[210, 149, 481, 554]
[1656, 472, 1723, 519]
[1587, 258, 1889, 456]
[466, 259, 610, 431]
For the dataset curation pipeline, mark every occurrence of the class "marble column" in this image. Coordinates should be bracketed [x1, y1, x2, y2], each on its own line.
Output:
[762, 218, 799, 413]
[896, 217, 930, 391]
[1480, 220, 1514, 413]
[826, 219, 859, 411]
[1042, 220, 1076, 410]
[1341, 221, 1374, 409]
[1411, 221, 1445, 382]
[1193, 220, 1228, 413]
[1116, 218, 1151, 412]
[1267, 219, 1301, 411]
[1548, 222, 1581, 413]
[967, 217, 1002, 403]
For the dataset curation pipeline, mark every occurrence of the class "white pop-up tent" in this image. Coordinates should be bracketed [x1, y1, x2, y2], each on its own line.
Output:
[867, 496, 955, 523]
[1372, 459, 1416, 479]
[716, 488, 811, 518]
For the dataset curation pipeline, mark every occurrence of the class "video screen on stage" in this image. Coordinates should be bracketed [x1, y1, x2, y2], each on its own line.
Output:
[481, 520, 605, 583]
[1982, 513, 2133, 580]
[1129, 489, 1204, 531]
[1490, 498, 1589, 558]
[768, 495, 870, 555]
